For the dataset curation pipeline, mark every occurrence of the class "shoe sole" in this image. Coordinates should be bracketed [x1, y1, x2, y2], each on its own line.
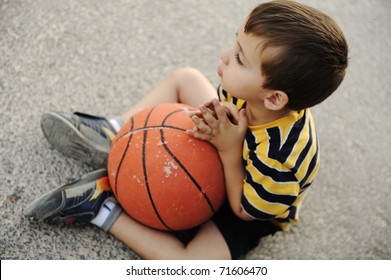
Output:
[41, 112, 108, 169]
[24, 169, 108, 221]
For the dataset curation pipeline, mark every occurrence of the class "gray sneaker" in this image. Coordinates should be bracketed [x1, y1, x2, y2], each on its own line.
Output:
[25, 169, 111, 224]
[41, 112, 117, 169]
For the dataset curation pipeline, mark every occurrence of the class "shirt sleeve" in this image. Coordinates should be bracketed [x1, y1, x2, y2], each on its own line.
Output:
[241, 145, 300, 221]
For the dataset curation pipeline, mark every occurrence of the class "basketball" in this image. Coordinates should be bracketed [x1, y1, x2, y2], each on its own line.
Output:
[107, 103, 225, 231]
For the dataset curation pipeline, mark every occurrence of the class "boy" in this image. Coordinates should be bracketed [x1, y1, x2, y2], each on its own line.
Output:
[25, 1, 348, 259]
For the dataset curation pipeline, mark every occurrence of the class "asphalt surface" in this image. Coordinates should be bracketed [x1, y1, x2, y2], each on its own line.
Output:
[1, 0, 390, 260]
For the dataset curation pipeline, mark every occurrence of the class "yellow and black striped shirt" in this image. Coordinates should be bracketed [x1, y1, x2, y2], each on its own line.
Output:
[218, 86, 320, 230]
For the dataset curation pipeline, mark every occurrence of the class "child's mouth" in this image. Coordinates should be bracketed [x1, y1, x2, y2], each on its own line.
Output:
[217, 66, 223, 77]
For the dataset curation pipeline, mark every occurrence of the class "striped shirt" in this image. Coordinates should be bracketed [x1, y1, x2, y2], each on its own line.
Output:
[218, 86, 320, 230]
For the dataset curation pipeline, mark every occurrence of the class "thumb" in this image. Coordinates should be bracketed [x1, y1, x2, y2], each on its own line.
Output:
[238, 109, 248, 130]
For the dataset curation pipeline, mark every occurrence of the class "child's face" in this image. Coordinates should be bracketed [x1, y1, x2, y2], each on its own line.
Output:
[218, 24, 274, 103]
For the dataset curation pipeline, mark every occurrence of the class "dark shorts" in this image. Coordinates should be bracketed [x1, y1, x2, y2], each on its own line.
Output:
[173, 201, 282, 259]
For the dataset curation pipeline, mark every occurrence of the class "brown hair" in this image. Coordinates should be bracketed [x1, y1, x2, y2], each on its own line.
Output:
[245, 0, 348, 110]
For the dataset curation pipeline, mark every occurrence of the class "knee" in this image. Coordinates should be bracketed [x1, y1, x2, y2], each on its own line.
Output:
[170, 67, 205, 84]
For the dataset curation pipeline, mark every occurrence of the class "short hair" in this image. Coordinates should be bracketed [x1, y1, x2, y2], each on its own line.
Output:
[245, 0, 348, 110]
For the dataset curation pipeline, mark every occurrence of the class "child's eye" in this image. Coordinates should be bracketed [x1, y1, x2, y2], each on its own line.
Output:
[235, 53, 243, 65]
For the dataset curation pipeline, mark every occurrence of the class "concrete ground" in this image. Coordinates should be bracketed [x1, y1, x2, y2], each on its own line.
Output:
[0, 0, 390, 260]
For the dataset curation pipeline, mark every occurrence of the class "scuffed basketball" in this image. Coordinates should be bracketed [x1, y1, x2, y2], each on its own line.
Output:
[107, 103, 225, 231]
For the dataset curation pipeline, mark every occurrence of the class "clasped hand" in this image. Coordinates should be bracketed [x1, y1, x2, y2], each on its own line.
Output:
[186, 98, 248, 153]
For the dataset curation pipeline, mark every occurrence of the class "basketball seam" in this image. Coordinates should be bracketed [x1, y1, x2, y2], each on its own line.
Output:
[161, 109, 217, 215]
[112, 108, 189, 146]
[113, 117, 135, 197]
[159, 128, 217, 215]
[142, 106, 174, 231]
[111, 125, 186, 146]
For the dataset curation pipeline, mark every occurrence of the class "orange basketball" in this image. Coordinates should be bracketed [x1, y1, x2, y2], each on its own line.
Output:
[107, 103, 225, 231]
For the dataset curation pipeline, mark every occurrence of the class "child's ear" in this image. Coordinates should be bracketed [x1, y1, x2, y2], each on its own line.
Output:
[264, 90, 289, 111]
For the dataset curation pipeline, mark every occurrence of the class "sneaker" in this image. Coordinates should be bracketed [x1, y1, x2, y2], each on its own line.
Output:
[41, 112, 117, 169]
[25, 169, 112, 225]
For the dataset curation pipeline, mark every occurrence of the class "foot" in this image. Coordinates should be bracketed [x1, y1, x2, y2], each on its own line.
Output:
[41, 112, 117, 169]
[25, 169, 112, 225]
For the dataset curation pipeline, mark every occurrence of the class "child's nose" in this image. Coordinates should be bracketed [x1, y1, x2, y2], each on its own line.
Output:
[220, 48, 230, 65]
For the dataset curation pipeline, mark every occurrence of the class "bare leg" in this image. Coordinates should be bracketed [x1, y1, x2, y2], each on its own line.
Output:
[109, 212, 231, 260]
[121, 67, 217, 121]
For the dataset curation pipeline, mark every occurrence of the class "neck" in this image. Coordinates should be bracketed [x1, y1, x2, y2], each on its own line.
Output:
[245, 102, 291, 126]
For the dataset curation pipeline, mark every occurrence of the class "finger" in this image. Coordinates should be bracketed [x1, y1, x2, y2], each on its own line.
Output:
[238, 108, 249, 131]
[192, 115, 213, 134]
[186, 108, 202, 118]
[211, 98, 229, 123]
[222, 103, 240, 124]
[199, 99, 218, 118]
[203, 100, 213, 110]
[199, 105, 219, 128]
[186, 127, 212, 141]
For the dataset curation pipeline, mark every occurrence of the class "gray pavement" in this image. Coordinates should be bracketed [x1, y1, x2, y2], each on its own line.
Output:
[1, 0, 390, 260]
